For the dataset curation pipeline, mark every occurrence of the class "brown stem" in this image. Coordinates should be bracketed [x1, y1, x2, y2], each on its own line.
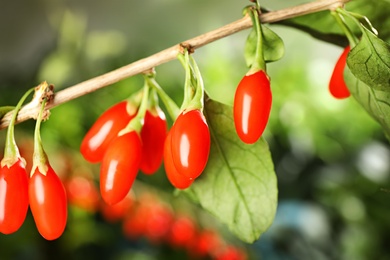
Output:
[0, 0, 350, 130]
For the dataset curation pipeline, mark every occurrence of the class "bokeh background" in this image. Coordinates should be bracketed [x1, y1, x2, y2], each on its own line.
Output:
[0, 0, 389, 259]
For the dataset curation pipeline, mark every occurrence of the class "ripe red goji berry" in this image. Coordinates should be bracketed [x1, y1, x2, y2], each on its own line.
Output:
[0, 87, 34, 235]
[191, 229, 222, 258]
[0, 159, 29, 234]
[215, 245, 247, 260]
[140, 109, 167, 174]
[168, 214, 197, 248]
[100, 192, 134, 223]
[66, 174, 99, 213]
[27, 83, 67, 240]
[329, 45, 351, 99]
[100, 131, 142, 205]
[29, 164, 68, 240]
[170, 109, 210, 179]
[164, 131, 193, 189]
[144, 202, 173, 243]
[234, 70, 272, 144]
[80, 101, 137, 163]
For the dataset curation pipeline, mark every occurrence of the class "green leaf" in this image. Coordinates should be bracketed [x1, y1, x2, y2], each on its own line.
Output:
[244, 25, 285, 67]
[347, 27, 390, 91]
[279, 0, 390, 45]
[184, 99, 278, 243]
[345, 66, 390, 139]
[244, 29, 257, 67]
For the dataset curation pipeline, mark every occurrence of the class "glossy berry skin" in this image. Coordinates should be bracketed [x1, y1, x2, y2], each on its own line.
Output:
[234, 70, 272, 144]
[29, 165, 67, 240]
[329, 46, 351, 99]
[170, 109, 210, 179]
[140, 109, 167, 174]
[100, 131, 142, 205]
[0, 159, 29, 234]
[80, 101, 135, 163]
[164, 131, 193, 189]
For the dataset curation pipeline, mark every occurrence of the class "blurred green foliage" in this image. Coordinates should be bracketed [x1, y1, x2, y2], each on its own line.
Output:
[0, 0, 389, 259]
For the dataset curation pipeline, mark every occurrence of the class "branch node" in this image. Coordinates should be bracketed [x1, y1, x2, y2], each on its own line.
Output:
[179, 43, 195, 55]
[27, 81, 54, 121]
[142, 67, 156, 76]
[329, 1, 345, 11]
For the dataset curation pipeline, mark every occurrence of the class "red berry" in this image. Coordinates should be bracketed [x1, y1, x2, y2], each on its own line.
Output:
[191, 229, 222, 257]
[234, 70, 272, 144]
[29, 164, 68, 240]
[164, 131, 193, 189]
[100, 131, 142, 205]
[215, 246, 247, 260]
[170, 110, 210, 179]
[122, 194, 155, 239]
[122, 204, 149, 239]
[144, 203, 173, 243]
[100, 192, 133, 223]
[329, 45, 351, 99]
[66, 175, 99, 213]
[168, 215, 197, 248]
[0, 159, 29, 234]
[140, 109, 167, 174]
[80, 101, 136, 163]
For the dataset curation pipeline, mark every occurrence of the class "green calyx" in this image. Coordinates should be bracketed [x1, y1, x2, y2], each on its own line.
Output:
[31, 98, 49, 176]
[119, 80, 150, 136]
[246, 5, 266, 74]
[146, 87, 163, 118]
[1, 87, 35, 168]
[125, 88, 144, 116]
[177, 49, 205, 113]
[31, 82, 55, 176]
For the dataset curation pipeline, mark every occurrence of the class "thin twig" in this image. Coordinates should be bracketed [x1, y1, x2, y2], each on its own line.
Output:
[0, 0, 349, 130]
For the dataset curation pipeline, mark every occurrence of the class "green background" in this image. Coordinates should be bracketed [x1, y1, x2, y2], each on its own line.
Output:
[0, 0, 389, 259]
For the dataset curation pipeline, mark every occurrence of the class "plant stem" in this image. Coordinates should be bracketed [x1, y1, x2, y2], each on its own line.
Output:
[185, 55, 205, 112]
[1, 88, 34, 167]
[144, 76, 180, 121]
[248, 6, 266, 74]
[337, 8, 378, 36]
[31, 99, 49, 176]
[0, 0, 351, 130]
[120, 82, 150, 135]
[331, 10, 358, 47]
[178, 50, 196, 112]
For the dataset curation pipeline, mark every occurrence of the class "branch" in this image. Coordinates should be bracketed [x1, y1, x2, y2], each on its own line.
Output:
[0, 0, 350, 130]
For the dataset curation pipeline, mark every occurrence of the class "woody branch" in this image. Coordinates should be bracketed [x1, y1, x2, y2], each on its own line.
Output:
[0, 0, 349, 130]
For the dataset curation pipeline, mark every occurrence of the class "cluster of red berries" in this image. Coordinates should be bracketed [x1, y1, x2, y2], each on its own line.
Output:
[65, 175, 247, 260]
[0, 147, 67, 241]
[329, 46, 351, 99]
[0, 84, 67, 240]
[80, 99, 210, 204]
[80, 98, 169, 206]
